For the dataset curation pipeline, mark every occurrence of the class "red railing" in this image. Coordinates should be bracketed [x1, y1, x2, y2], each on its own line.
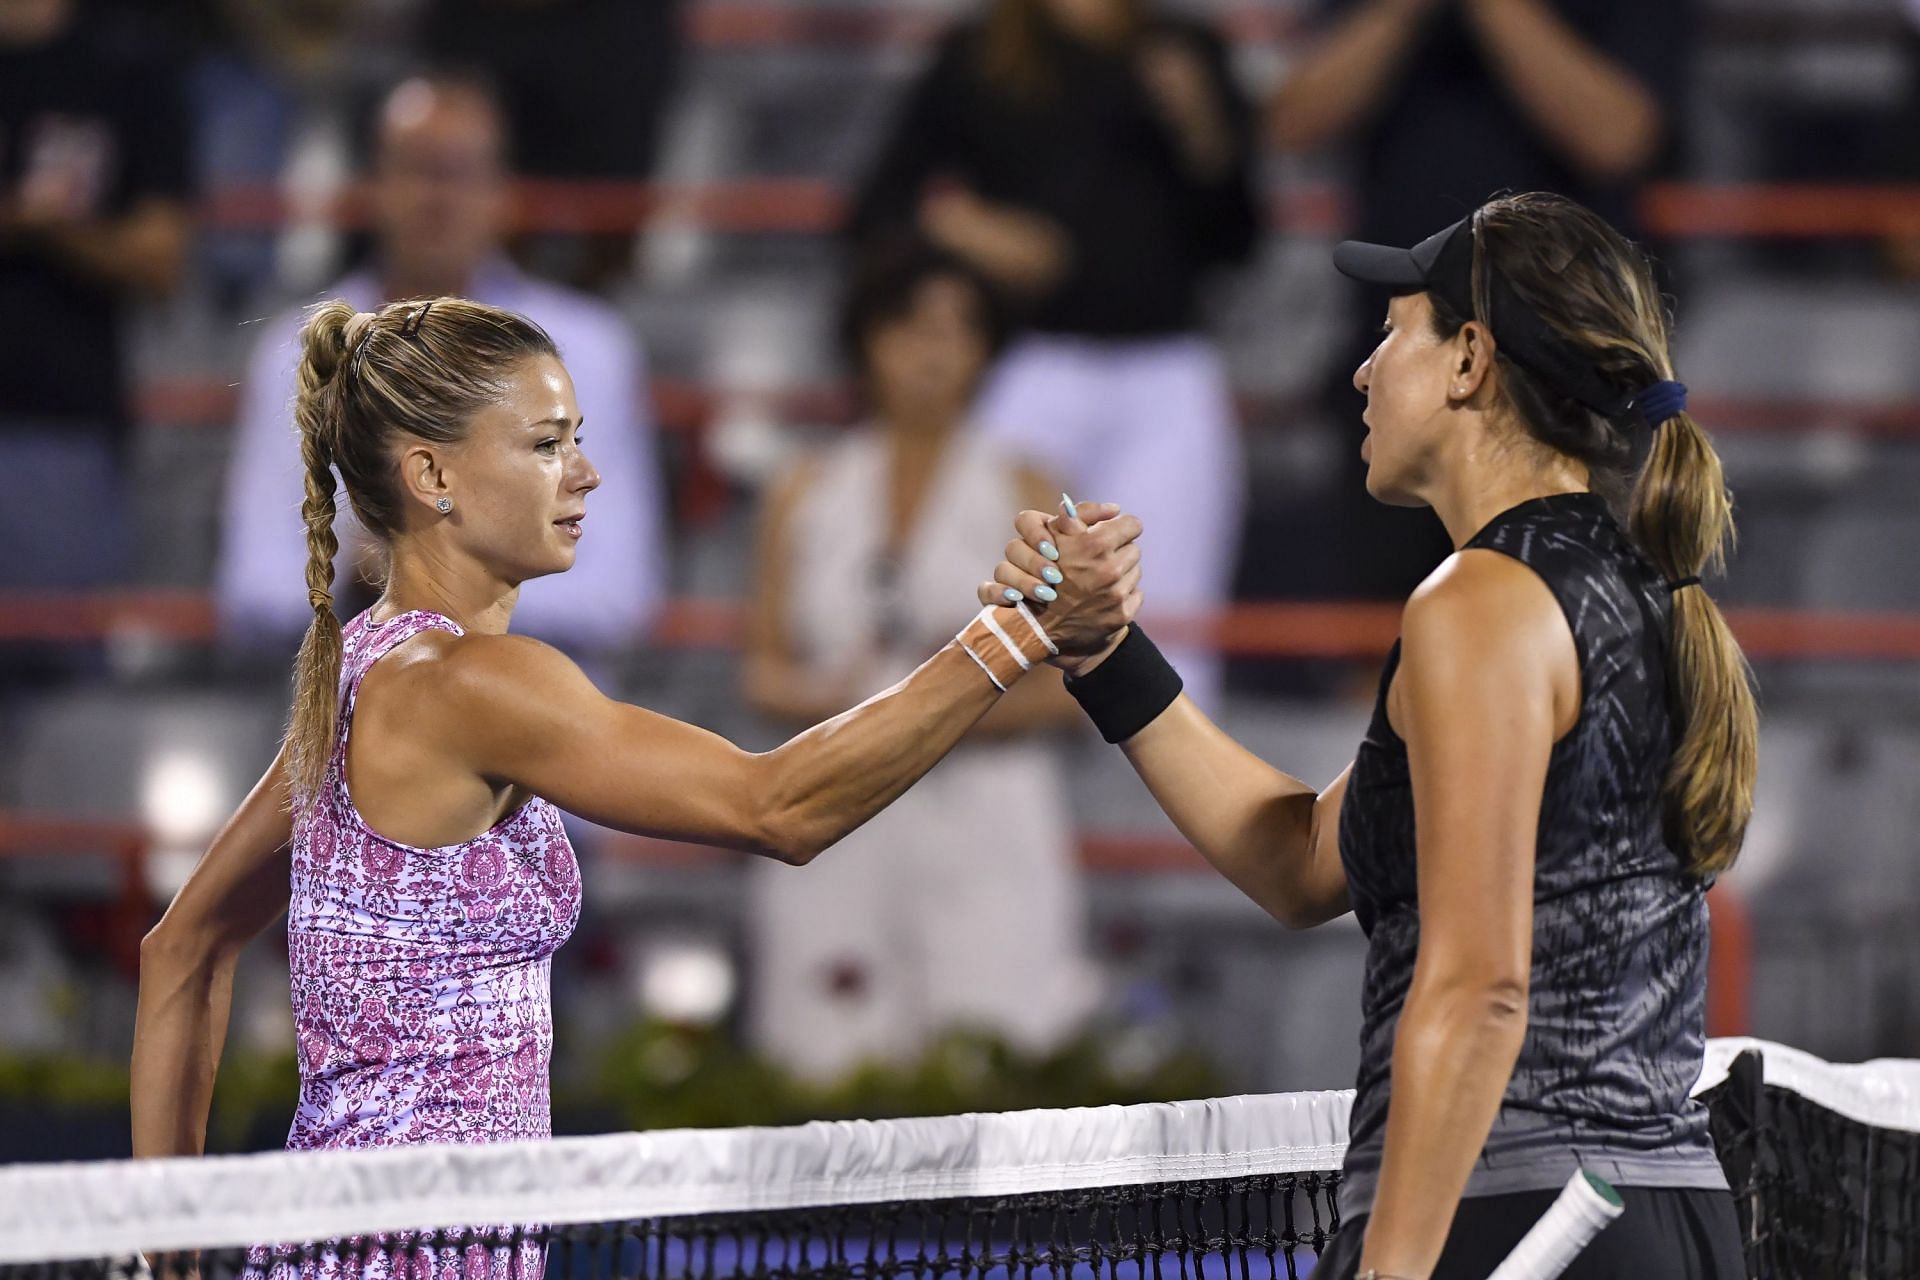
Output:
[129, 375, 1920, 443]
[0, 814, 151, 977]
[5, 592, 1920, 662]
[167, 176, 1920, 461]
[1706, 885, 1752, 1039]
[0, 814, 1757, 1035]
[197, 179, 1920, 241]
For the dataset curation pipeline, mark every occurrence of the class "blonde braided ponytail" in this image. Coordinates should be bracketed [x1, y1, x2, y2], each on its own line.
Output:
[283, 301, 360, 810]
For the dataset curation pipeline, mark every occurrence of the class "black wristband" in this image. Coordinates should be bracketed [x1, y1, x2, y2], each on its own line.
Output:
[1063, 624, 1184, 744]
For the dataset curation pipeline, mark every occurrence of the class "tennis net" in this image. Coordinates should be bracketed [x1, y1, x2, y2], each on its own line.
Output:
[0, 1037, 1912, 1280]
[1697, 1038, 1920, 1278]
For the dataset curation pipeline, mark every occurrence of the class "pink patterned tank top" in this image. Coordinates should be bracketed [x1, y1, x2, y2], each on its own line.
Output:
[285, 608, 582, 1151]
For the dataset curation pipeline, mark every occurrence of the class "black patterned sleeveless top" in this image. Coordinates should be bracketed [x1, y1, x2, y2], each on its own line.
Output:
[1334, 491, 1728, 1221]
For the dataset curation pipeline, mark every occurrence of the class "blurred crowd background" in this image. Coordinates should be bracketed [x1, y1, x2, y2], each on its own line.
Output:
[3, 0, 1919, 1162]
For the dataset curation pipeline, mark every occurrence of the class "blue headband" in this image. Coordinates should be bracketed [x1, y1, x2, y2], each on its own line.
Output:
[1631, 380, 1688, 428]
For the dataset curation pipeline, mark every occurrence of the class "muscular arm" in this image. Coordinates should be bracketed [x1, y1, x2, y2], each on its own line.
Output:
[988, 507, 1346, 926]
[1356, 551, 1577, 1278]
[971, 652, 1074, 736]
[456, 635, 995, 864]
[1463, 0, 1668, 181]
[1268, 0, 1439, 153]
[131, 750, 294, 1157]
[457, 510, 1137, 863]
[1115, 696, 1351, 928]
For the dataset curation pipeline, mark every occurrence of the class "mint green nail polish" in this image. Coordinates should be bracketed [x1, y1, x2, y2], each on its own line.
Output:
[1003, 587, 1024, 604]
[1060, 491, 1077, 517]
[1033, 584, 1058, 603]
[1039, 541, 1060, 561]
[1041, 565, 1063, 585]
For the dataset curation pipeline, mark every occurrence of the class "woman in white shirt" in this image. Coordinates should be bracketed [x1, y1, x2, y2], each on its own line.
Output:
[743, 240, 1100, 1079]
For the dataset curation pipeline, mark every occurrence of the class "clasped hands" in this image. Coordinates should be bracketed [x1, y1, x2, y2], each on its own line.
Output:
[976, 497, 1144, 676]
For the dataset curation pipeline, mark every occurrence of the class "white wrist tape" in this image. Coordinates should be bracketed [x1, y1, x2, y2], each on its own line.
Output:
[981, 609, 1032, 673]
[955, 604, 1056, 692]
[1011, 600, 1059, 657]
[956, 639, 1007, 692]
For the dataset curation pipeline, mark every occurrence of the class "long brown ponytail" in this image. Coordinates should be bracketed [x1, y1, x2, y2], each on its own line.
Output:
[280, 296, 557, 813]
[1628, 406, 1757, 877]
[1430, 193, 1758, 878]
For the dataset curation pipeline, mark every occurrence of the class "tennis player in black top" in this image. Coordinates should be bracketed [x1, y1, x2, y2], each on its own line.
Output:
[978, 192, 1756, 1278]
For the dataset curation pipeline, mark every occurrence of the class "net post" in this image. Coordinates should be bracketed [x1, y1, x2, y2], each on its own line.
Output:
[1714, 1046, 1768, 1275]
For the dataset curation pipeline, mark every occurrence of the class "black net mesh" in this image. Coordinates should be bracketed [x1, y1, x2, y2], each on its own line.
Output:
[13, 1051, 1920, 1280]
[1704, 1049, 1920, 1280]
[0, 1172, 1343, 1280]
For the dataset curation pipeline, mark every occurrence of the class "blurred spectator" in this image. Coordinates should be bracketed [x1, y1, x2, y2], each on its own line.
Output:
[171, 0, 414, 307]
[848, 0, 1260, 709]
[215, 72, 667, 659]
[416, 0, 683, 291]
[1274, 0, 1688, 245]
[1888, 0, 1920, 280]
[1267, 0, 1693, 601]
[416, 0, 679, 183]
[743, 241, 1097, 1080]
[0, 0, 191, 588]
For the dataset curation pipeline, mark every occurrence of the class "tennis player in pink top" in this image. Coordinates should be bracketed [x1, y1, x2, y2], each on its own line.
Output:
[128, 297, 1141, 1267]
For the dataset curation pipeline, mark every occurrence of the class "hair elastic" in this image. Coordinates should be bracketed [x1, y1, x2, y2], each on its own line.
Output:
[339, 312, 381, 384]
[1666, 576, 1702, 593]
[1631, 380, 1688, 428]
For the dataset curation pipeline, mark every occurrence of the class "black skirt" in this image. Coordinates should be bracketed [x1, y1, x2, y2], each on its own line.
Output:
[1314, 1184, 1744, 1280]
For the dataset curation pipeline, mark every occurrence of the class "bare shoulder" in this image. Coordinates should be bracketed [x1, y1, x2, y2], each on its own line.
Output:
[1403, 549, 1563, 651]
[373, 630, 607, 754]
[428, 631, 598, 709]
[1394, 549, 1579, 734]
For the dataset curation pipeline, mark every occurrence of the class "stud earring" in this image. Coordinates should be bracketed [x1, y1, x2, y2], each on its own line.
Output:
[435, 497, 453, 514]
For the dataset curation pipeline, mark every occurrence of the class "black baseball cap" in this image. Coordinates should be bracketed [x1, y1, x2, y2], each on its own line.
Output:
[1334, 216, 1633, 419]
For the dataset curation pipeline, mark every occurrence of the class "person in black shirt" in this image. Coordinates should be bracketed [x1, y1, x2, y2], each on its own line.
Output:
[1887, 3, 1920, 279]
[981, 192, 1756, 1278]
[1266, 0, 1694, 604]
[416, 0, 682, 291]
[0, 0, 191, 587]
[849, 0, 1260, 708]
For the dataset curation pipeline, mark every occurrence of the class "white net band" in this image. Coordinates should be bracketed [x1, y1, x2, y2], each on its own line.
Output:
[7, 1036, 1916, 1263]
[0, 1089, 1352, 1261]
[1696, 1035, 1920, 1135]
